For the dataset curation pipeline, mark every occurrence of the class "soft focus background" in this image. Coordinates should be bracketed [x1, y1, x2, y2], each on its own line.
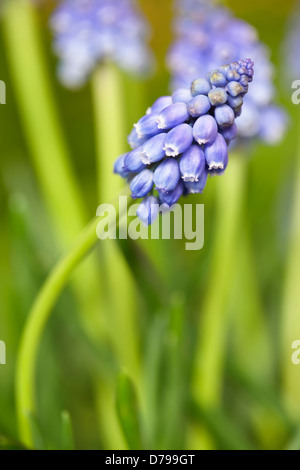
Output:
[0, 0, 300, 450]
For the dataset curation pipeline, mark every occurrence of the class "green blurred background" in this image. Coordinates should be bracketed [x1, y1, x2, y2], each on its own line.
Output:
[0, 0, 300, 450]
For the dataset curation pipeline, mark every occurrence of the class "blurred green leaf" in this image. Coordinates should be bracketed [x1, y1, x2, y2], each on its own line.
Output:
[190, 401, 253, 451]
[0, 0, 298, 452]
[26, 412, 46, 450]
[228, 362, 292, 427]
[0, 435, 26, 450]
[61, 411, 75, 451]
[286, 427, 300, 450]
[116, 373, 143, 450]
[143, 315, 168, 448]
[159, 293, 186, 450]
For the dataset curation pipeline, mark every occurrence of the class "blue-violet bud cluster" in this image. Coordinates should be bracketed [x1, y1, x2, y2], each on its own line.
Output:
[114, 59, 254, 225]
[167, 0, 287, 145]
[50, 0, 154, 88]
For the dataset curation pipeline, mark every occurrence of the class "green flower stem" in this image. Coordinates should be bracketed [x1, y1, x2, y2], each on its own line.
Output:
[92, 64, 126, 202]
[190, 154, 247, 449]
[225, 226, 279, 446]
[229, 228, 272, 380]
[160, 293, 186, 450]
[91, 66, 140, 372]
[94, 380, 128, 450]
[281, 125, 300, 418]
[193, 154, 247, 407]
[191, 152, 272, 447]
[16, 194, 131, 448]
[3, 0, 86, 245]
[91, 66, 142, 447]
[92, 68, 139, 376]
[3, 0, 106, 345]
[189, 400, 253, 450]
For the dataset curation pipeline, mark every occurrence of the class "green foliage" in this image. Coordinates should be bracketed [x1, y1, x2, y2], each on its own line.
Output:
[0, 0, 298, 451]
[116, 373, 143, 450]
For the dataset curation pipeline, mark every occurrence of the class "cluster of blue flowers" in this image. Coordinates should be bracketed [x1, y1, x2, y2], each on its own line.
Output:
[167, 0, 286, 145]
[50, 0, 154, 88]
[114, 59, 254, 225]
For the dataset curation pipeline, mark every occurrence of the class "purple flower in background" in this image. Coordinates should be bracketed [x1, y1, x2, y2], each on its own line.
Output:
[50, 0, 154, 88]
[115, 58, 254, 224]
[283, 1, 300, 81]
[167, 0, 287, 145]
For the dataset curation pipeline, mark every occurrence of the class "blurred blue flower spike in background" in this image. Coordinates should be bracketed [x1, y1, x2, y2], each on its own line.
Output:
[168, 0, 287, 145]
[283, 0, 300, 83]
[50, 0, 155, 88]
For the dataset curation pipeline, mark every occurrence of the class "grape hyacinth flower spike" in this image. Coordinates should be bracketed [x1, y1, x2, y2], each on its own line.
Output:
[50, 0, 154, 88]
[114, 59, 254, 225]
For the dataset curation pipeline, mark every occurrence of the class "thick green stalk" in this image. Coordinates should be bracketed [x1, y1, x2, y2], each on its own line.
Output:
[190, 151, 272, 447]
[92, 66, 142, 447]
[229, 229, 272, 381]
[159, 293, 186, 450]
[189, 155, 248, 449]
[281, 128, 300, 418]
[3, 0, 106, 344]
[229, 241, 284, 448]
[193, 154, 247, 408]
[92, 65, 126, 202]
[16, 198, 130, 448]
[3, 0, 86, 244]
[92, 67, 139, 375]
[94, 380, 128, 450]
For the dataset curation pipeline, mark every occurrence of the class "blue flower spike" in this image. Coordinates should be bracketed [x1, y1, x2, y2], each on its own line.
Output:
[50, 0, 155, 88]
[168, 0, 287, 144]
[164, 124, 194, 157]
[157, 102, 190, 130]
[115, 59, 254, 224]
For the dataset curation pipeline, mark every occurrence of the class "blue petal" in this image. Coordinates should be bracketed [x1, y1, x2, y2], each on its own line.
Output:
[204, 133, 228, 171]
[141, 133, 166, 164]
[137, 195, 159, 226]
[128, 128, 148, 149]
[124, 147, 147, 173]
[134, 114, 160, 137]
[130, 169, 154, 198]
[184, 169, 208, 194]
[153, 158, 180, 192]
[209, 71, 227, 87]
[227, 81, 245, 97]
[164, 124, 194, 157]
[114, 153, 131, 178]
[220, 123, 238, 141]
[157, 102, 189, 130]
[179, 144, 206, 182]
[172, 88, 193, 103]
[158, 180, 184, 206]
[193, 115, 218, 145]
[208, 88, 228, 106]
[187, 94, 211, 118]
[214, 104, 235, 128]
[191, 78, 212, 96]
[148, 96, 173, 114]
